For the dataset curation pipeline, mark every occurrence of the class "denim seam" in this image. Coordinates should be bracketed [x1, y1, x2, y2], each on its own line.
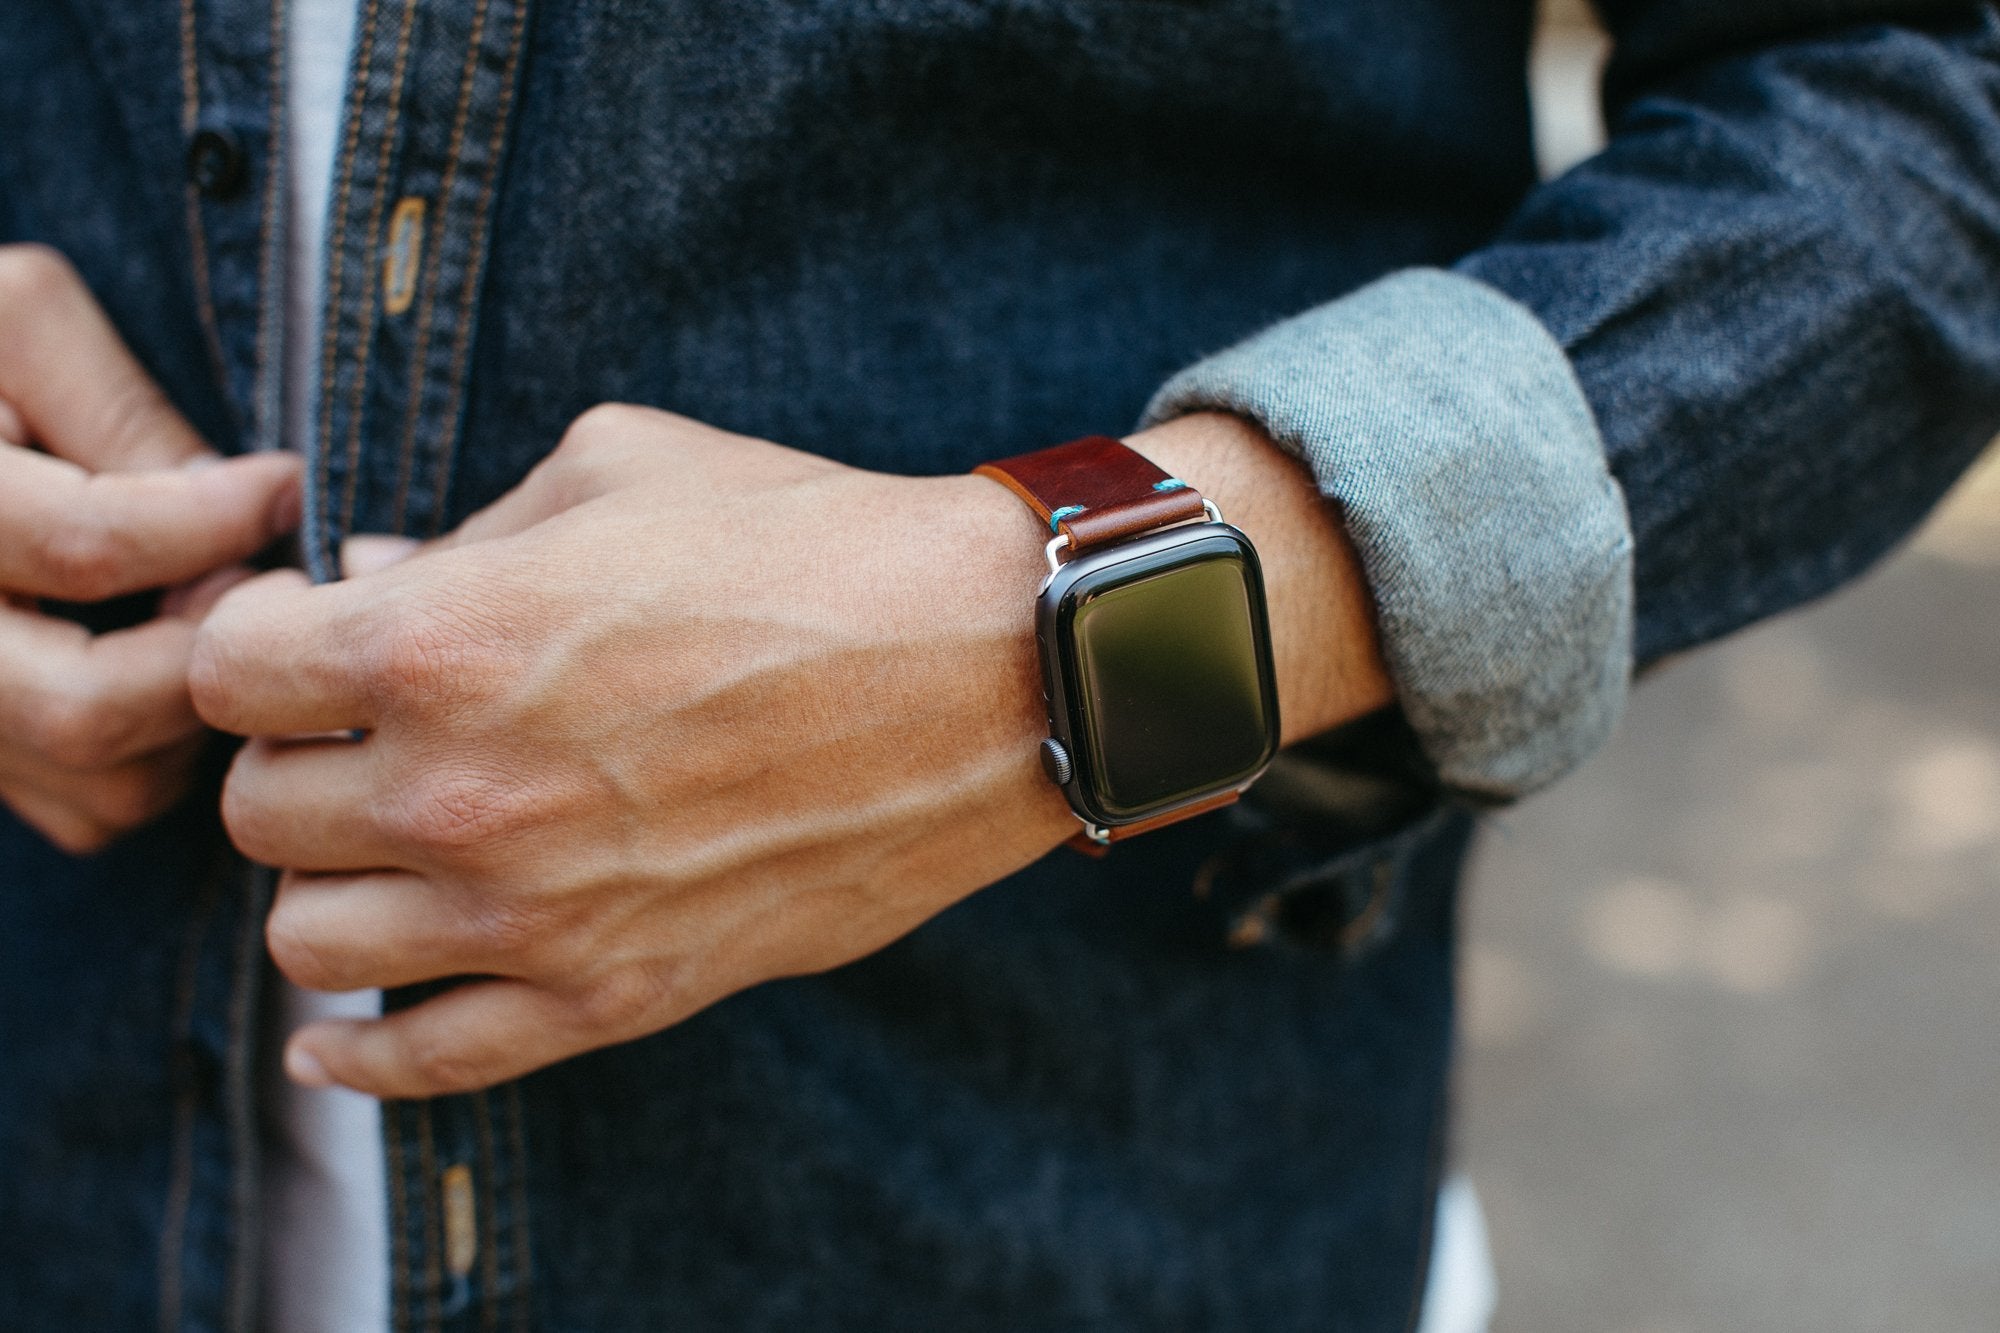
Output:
[413, 1099, 445, 1332]
[388, 0, 495, 533]
[242, 33, 290, 1304]
[428, 0, 531, 536]
[222, 867, 273, 1332]
[153, 867, 220, 1333]
[1399, 1088, 1452, 1333]
[472, 1092, 502, 1332]
[248, 0, 290, 456]
[387, 1101, 412, 1333]
[176, 0, 228, 403]
[336, 0, 421, 536]
[313, 0, 383, 572]
[504, 1081, 532, 1332]
[163, 7, 210, 1259]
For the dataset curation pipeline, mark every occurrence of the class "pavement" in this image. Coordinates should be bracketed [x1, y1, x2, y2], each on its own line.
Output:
[1458, 456, 2000, 1331]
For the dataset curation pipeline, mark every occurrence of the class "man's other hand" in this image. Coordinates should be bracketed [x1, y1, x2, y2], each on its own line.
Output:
[0, 245, 302, 853]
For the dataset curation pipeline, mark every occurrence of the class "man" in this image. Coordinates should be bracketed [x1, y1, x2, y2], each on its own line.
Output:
[2, 0, 1996, 1328]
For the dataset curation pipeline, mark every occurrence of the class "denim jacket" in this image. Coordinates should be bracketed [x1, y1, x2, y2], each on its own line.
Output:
[3, 1, 1998, 1328]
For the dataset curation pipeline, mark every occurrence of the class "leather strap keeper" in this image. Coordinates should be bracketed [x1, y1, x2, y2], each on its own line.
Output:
[975, 435, 1208, 552]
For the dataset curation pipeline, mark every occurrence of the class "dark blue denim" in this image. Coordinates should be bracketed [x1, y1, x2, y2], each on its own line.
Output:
[3, 1, 1999, 1329]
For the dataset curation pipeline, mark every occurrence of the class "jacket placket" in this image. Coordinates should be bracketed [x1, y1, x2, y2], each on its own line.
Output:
[168, 0, 538, 1326]
[305, 0, 539, 1326]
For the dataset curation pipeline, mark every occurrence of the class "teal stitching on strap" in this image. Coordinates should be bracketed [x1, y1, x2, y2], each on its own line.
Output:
[1049, 504, 1085, 532]
[1152, 478, 1189, 493]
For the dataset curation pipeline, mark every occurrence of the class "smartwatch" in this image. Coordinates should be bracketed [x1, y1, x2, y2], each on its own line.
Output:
[976, 435, 1281, 850]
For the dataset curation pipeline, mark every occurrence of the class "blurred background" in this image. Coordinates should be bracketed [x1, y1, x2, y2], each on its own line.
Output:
[1460, 5, 2000, 1329]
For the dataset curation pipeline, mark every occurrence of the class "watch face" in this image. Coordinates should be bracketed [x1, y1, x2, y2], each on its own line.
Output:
[1047, 527, 1280, 824]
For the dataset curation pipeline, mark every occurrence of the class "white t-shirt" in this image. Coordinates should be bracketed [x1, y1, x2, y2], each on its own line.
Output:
[257, 6, 1493, 1328]
[260, 2, 388, 1331]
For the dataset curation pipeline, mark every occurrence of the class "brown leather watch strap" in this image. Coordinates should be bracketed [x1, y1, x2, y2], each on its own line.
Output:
[980, 435, 1239, 854]
[975, 435, 1207, 552]
[1064, 789, 1240, 856]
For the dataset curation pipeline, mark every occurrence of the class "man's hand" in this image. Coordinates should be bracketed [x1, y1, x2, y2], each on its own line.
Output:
[194, 406, 1388, 1099]
[0, 245, 302, 853]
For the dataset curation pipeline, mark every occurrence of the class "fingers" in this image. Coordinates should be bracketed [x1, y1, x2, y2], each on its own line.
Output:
[0, 245, 210, 469]
[0, 444, 301, 601]
[0, 248, 302, 606]
[0, 738, 203, 851]
[285, 978, 592, 1098]
[0, 603, 214, 769]
[264, 870, 494, 993]
[0, 782, 114, 856]
[189, 570, 380, 737]
[220, 735, 402, 872]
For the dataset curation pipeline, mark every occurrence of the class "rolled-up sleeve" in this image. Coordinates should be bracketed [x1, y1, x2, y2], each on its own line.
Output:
[1145, 2, 2000, 804]
[1141, 269, 1633, 802]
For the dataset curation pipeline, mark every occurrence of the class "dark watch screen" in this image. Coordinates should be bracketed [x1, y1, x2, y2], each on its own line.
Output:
[1063, 541, 1277, 819]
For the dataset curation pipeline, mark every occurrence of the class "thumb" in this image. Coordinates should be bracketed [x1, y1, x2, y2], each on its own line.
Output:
[160, 563, 259, 621]
[339, 534, 423, 579]
[175, 450, 306, 558]
[423, 407, 667, 554]
[421, 469, 575, 555]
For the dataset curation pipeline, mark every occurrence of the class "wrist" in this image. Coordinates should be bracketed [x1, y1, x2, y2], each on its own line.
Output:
[1123, 412, 1393, 745]
[910, 470, 1085, 849]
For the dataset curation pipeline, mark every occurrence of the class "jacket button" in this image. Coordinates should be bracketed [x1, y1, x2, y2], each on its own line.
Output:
[186, 129, 247, 199]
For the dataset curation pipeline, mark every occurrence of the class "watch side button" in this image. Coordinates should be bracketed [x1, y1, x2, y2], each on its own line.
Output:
[1038, 737, 1073, 786]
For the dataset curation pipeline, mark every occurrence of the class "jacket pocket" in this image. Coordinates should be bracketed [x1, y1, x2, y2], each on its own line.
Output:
[1191, 711, 1456, 960]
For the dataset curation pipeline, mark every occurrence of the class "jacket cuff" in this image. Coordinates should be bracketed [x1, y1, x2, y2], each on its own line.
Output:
[1139, 268, 1633, 801]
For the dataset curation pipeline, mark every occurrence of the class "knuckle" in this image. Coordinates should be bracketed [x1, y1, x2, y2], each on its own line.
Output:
[265, 907, 344, 991]
[574, 963, 676, 1034]
[0, 243, 81, 312]
[364, 599, 508, 709]
[185, 623, 234, 728]
[391, 765, 534, 857]
[187, 579, 284, 729]
[459, 895, 561, 964]
[28, 514, 127, 602]
[560, 402, 643, 453]
[552, 403, 649, 479]
[367, 613, 459, 700]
